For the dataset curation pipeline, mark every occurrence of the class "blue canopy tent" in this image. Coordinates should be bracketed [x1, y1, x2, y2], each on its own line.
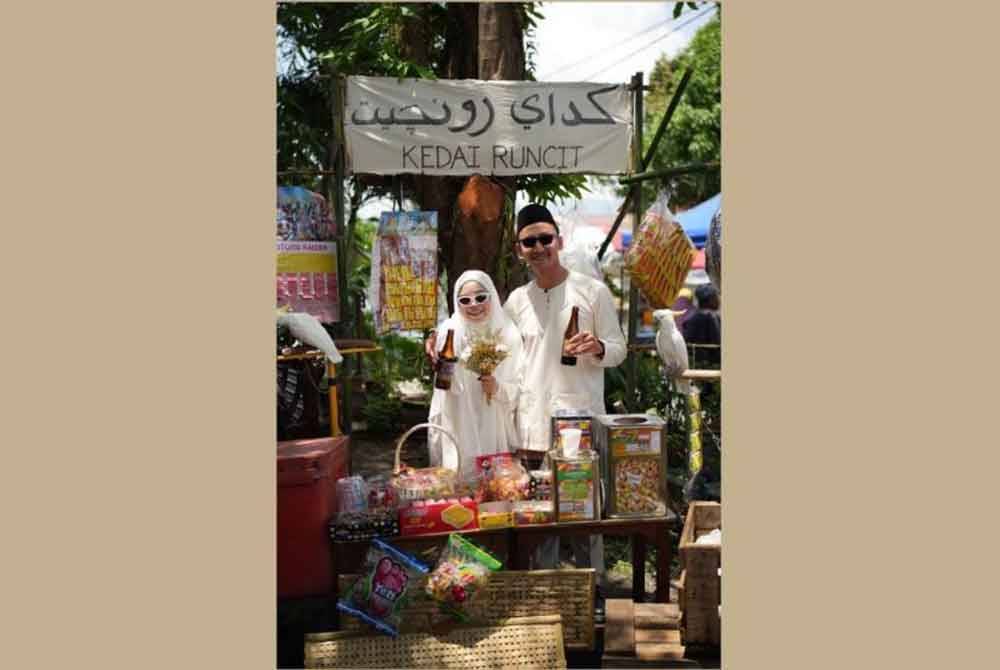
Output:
[675, 192, 721, 249]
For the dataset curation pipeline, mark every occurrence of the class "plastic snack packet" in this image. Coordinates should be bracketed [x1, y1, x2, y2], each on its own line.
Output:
[336, 537, 430, 636]
[424, 533, 502, 621]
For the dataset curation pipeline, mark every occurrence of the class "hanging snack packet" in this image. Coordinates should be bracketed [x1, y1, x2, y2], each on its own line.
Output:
[424, 533, 502, 621]
[336, 537, 430, 637]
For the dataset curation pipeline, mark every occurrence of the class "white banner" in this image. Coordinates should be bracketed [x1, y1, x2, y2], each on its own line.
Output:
[345, 76, 633, 176]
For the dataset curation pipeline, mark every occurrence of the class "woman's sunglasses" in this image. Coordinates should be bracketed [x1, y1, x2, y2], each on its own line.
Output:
[458, 292, 490, 306]
[518, 233, 556, 249]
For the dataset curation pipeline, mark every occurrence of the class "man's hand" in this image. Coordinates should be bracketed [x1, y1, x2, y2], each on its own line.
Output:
[566, 331, 605, 358]
[425, 330, 438, 365]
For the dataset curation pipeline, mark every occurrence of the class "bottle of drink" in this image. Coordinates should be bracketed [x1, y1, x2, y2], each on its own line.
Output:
[561, 306, 580, 366]
[434, 329, 458, 390]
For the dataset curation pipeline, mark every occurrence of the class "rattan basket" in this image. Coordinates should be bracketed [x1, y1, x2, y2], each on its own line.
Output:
[338, 568, 596, 650]
[305, 614, 567, 669]
[393, 422, 462, 502]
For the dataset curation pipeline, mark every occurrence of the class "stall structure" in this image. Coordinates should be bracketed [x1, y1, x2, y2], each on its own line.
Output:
[279, 64, 721, 667]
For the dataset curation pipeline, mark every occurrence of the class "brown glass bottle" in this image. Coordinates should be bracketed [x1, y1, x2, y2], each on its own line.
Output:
[434, 329, 458, 390]
[561, 306, 580, 366]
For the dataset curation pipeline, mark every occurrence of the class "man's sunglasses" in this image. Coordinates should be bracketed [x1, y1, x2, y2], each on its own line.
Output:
[458, 292, 490, 306]
[518, 233, 556, 249]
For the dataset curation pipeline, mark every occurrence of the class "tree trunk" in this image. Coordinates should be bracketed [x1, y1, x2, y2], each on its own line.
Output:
[400, 3, 529, 308]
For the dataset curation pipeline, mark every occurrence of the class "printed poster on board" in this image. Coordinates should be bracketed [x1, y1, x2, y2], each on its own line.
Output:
[370, 211, 438, 334]
[276, 186, 340, 323]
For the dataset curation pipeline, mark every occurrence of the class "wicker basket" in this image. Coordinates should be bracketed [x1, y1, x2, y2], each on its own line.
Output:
[393, 422, 462, 502]
[338, 568, 596, 650]
[305, 614, 567, 669]
[678, 501, 721, 648]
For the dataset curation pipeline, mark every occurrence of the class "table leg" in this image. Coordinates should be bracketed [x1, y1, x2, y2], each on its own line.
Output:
[632, 532, 646, 603]
[646, 525, 672, 604]
[511, 530, 539, 570]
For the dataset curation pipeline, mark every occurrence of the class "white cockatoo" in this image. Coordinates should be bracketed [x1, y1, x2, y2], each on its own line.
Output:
[276, 308, 343, 364]
[653, 308, 689, 391]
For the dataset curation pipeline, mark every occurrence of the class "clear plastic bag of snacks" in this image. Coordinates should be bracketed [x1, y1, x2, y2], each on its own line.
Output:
[424, 533, 502, 621]
[336, 538, 430, 637]
[624, 192, 695, 309]
[476, 453, 530, 502]
[365, 473, 398, 514]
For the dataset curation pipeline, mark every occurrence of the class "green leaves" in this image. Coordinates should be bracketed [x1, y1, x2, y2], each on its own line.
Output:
[673, 1, 707, 20]
[641, 15, 721, 208]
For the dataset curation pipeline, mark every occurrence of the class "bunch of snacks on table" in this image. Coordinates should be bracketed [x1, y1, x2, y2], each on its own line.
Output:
[330, 512, 399, 542]
[424, 533, 502, 621]
[392, 466, 456, 502]
[399, 496, 479, 536]
[512, 500, 555, 525]
[365, 474, 398, 513]
[336, 538, 430, 637]
[477, 501, 514, 529]
[476, 453, 530, 502]
[527, 470, 553, 501]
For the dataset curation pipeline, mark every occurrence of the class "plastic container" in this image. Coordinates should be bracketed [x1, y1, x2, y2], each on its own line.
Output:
[550, 409, 593, 453]
[277, 436, 350, 598]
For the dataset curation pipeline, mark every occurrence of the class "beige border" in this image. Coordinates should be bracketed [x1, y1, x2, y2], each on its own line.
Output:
[4, 1, 276, 668]
[6, 1, 999, 668]
[727, 1, 1000, 668]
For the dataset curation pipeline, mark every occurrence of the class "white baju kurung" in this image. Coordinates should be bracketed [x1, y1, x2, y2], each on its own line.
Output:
[428, 271, 522, 485]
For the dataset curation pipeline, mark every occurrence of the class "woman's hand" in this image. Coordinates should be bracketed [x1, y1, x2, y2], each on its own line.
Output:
[425, 330, 438, 365]
[479, 374, 498, 397]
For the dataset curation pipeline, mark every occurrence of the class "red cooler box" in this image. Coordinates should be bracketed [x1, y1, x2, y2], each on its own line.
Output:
[277, 436, 350, 598]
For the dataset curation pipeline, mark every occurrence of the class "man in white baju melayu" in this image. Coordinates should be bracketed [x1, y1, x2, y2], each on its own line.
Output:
[504, 203, 627, 576]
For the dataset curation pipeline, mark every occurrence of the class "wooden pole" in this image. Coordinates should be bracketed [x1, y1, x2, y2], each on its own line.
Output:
[330, 69, 349, 436]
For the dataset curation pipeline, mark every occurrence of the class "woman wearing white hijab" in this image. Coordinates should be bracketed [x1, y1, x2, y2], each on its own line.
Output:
[428, 270, 523, 484]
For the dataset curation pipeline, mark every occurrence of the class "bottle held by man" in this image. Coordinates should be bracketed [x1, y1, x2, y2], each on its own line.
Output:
[434, 329, 458, 390]
[561, 306, 580, 366]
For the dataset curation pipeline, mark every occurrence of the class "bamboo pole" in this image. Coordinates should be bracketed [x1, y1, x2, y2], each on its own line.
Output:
[618, 162, 720, 185]
[624, 72, 643, 412]
[597, 67, 693, 260]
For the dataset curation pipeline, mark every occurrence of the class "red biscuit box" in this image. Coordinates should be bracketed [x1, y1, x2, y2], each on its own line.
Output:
[277, 436, 350, 598]
[399, 496, 479, 536]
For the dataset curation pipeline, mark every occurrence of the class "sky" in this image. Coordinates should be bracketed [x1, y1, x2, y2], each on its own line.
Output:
[531, 1, 716, 85]
[342, 1, 719, 220]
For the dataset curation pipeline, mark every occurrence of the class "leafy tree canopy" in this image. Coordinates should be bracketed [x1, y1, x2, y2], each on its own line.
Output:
[635, 12, 721, 209]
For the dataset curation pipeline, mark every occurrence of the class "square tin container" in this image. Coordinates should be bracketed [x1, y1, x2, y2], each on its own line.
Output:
[594, 414, 668, 519]
[548, 448, 602, 522]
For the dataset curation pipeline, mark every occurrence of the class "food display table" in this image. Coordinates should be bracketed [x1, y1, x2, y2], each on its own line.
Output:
[330, 513, 677, 627]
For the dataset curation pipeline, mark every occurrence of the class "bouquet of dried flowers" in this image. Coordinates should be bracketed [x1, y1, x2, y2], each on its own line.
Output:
[459, 328, 510, 405]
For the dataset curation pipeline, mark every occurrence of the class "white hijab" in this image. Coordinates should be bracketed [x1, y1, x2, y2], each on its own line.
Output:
[428, 270, 522, 482]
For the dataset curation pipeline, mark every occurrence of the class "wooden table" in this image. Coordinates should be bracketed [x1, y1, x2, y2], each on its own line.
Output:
[507, 516, 676, 603]
[331, 514, 676, 617]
